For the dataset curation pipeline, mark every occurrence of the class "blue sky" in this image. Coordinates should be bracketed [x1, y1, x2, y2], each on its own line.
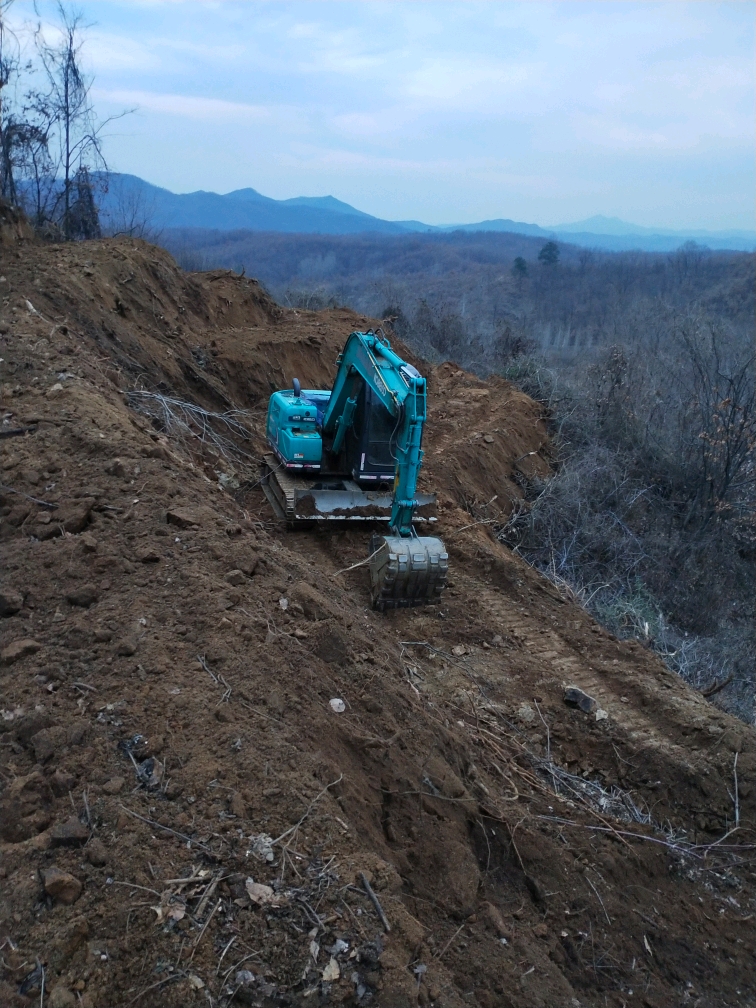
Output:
[12, 1, 755, 229]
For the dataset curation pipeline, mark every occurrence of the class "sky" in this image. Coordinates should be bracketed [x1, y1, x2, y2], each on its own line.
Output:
[10, 0, 755, 230]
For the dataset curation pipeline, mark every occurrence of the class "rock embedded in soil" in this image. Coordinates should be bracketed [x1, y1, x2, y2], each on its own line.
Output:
[101, 777, 125, 795]
[85, 838, 108, 866]
[1, 638, 42, 665]
[50, 816, 89, 847]
[48, 986, 77, 1008]
[166, 507, 200, 529]
[65, 584, 99, 608]
[563, 686, 598, 713]
[115, 637, 137, 656]
[43, 867, 82, 904]
[0, 587, 24, 615]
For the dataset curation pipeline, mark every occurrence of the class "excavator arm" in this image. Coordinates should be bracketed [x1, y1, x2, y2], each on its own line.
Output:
[322, 331, 427, 536]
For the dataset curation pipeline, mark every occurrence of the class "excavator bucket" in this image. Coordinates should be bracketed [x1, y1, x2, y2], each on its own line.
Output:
[368, 534, 449, 610]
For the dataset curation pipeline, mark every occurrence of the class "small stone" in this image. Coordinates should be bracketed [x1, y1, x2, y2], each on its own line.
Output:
[563, 687, 597, 714]
[451, 644, 466, 656]
[49, 985, 77, 1008]
[50, 816, 89, 848]
[85, 838, 108, 866]
[135, 545, 161, 563]
[94, 628, 112, 642]
[101, 777, 124, 795]
[51, 769, 77, 796]
[79, 533, 98, 553]
[483, 434, 494, 443]
[225, 569, 246, 586]
[62, 499, 95, 534]
[228, 792, 246, 818]
[166, 507, 200, 529]
[0, 588, 23, 615]
[43, 867, 82, 904]
[115, 638, 137, 656]
[52, 610, 66, 622]
[104, 459, 126, 477]
[65, 584, 99, 608]
[481, 901, 509, 937]
[1, 638, 42, 665]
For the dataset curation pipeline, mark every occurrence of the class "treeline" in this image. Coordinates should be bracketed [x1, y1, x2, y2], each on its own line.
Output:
[0, 1, 119, 239]
[166, 227, 755, 721]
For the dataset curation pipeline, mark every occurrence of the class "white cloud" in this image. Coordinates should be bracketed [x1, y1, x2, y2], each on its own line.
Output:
[92, 89, 274, 122]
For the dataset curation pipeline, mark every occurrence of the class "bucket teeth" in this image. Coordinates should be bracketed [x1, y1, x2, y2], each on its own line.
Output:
[368, 535, 449, 610]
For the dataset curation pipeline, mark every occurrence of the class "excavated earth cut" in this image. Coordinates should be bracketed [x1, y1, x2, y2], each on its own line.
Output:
[0, 228, 754, 1008]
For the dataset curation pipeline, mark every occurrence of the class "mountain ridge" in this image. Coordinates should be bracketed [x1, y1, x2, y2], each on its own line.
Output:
[93, 173, 756, 251]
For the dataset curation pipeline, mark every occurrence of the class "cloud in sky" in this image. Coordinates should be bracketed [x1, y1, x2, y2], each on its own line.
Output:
[15, 0, 755, 229]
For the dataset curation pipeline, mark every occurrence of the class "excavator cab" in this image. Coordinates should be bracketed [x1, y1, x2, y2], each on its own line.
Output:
[345, 385, 397, 486]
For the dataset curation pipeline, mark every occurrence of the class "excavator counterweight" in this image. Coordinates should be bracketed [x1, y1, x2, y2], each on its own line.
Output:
[261, 331, 448, 609]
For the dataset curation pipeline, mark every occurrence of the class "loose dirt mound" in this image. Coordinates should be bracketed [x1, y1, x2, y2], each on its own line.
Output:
[1, 235, 754, 1008]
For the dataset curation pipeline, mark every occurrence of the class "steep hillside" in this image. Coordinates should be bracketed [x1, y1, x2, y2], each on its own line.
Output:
[1, 226, 754, 1008]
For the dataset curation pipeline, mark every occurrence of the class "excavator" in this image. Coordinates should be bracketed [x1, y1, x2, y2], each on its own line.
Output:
[261, 330, 448, 610]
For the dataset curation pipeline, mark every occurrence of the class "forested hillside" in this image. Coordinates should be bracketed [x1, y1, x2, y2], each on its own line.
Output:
[164, 228, 756, 721]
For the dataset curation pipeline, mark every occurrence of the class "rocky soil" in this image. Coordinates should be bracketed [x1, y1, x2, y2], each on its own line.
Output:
[1, 218, 754, 1008]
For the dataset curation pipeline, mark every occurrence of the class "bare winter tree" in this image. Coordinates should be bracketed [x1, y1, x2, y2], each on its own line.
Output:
[34, 4, 105, 238]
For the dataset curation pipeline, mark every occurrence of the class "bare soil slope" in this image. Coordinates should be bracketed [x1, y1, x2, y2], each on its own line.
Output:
[1, 230, 754, 1008]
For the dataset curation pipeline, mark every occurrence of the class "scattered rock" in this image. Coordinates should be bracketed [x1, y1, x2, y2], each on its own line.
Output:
[481, 901, 509, 937]
[48, 986, 77, 1008]
[65, 584, 99, 608]
[62, 498, 95, 534]
[166, 507, 200, 529]
[225, 569, 246, 586]
[79, 533, 98, 553]
[50, 769, 76, 796]
[115, 638, 137, 656]
[94, 627, 112, 642]
[50, 816, 89, 848]
[135, 545, 161, 563]
[43, 867, 82, 904]
[0, 588, 23, 615]
[245, 879, 283, 906]
[1, 638, 42, 665]
[451, 644, 467, 656]
[483, 434, 494, 443]
[104, 458, 127, 477]
[329, 698, 346, 713]
[85, 838, 108, 866]
[101, 777, 125, 795]
[563, 686, 597, 714]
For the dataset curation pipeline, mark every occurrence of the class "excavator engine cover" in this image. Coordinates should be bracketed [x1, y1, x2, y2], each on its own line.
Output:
[368, 534, 448, 610]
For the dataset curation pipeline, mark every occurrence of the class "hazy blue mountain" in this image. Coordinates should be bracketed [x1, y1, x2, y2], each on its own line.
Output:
[440, 218, 549, 237]
[554, 215, 658, 236]
[91, 173, 754, 250]
[279, 195, 373, 218]
[553, 214, 755, 245]
[97, 173, 407, 235]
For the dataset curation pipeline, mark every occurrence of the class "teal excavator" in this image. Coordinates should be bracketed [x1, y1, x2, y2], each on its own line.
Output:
[261, 330, 448, 610]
